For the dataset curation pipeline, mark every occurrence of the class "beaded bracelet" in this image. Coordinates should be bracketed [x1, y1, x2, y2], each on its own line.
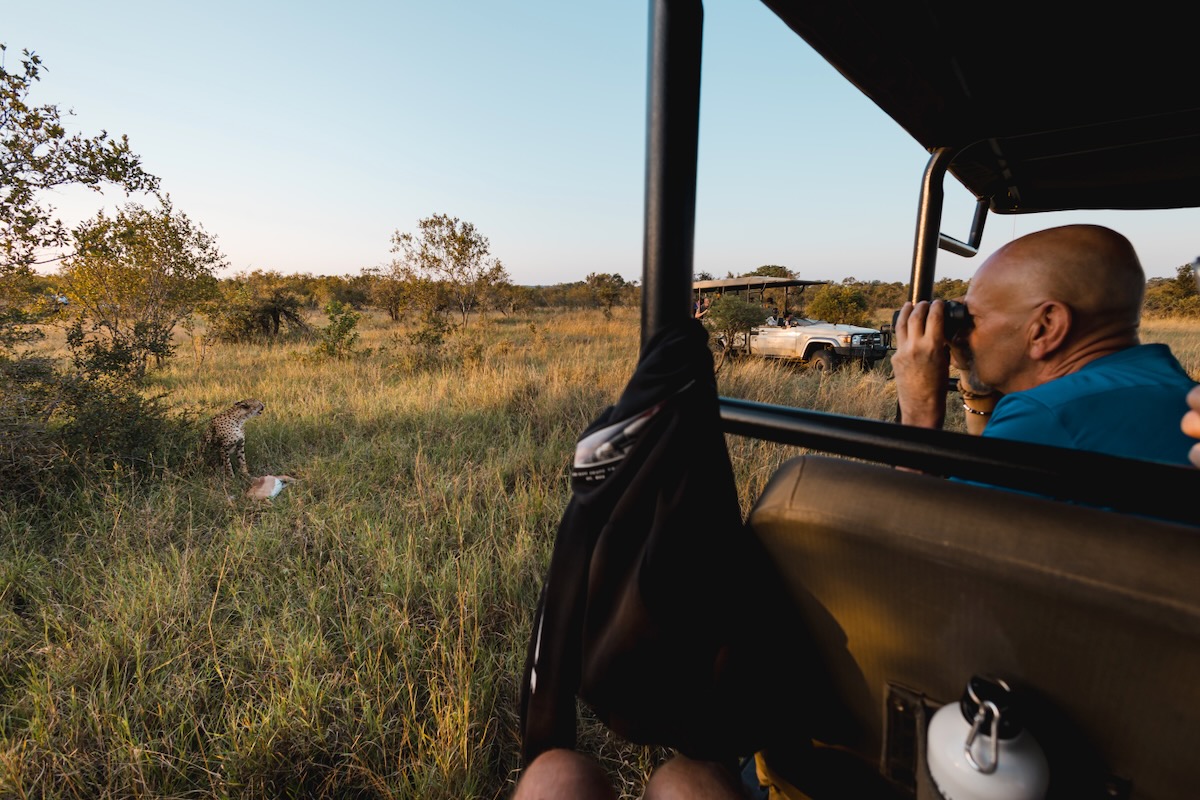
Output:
[963, 402, 992, 416]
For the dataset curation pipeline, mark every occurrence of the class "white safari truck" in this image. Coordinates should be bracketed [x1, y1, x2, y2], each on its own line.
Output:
[740, 319, 887, 371]
[695, 276, 890, 370]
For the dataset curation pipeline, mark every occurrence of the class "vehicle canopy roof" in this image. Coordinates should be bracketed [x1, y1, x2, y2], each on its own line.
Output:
[692, 276, 825, 292]
[759, 0, 1200, 214]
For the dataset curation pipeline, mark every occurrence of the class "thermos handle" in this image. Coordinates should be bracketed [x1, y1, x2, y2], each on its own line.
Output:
[963, 699, 1002, 774]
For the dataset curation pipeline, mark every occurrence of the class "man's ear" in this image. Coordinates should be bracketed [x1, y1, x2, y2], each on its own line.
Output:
[1028, 301, 1071, 359]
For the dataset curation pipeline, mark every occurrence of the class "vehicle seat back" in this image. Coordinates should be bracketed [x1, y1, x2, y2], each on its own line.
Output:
[748, 455, 1200, 799]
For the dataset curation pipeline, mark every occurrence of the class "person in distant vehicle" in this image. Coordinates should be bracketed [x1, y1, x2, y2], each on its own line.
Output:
[1182, 384, 1200, 468]
[892, 224, 1198, 465]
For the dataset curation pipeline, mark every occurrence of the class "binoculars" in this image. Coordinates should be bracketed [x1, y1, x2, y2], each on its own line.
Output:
[892, 300, 971, 341]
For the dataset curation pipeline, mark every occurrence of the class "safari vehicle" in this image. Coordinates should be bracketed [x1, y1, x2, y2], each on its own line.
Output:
[635, 1, 1200, 798]
[695, 277, 890, 371]
[732, 319, 887, 371]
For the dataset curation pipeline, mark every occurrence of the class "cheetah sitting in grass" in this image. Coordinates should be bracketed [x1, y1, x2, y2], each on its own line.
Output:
[202, 399, 265, 477]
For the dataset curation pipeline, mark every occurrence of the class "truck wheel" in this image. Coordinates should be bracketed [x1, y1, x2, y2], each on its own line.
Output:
[809, 349, 835, 373]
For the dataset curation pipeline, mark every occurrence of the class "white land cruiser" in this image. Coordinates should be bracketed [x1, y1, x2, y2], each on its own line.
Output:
[723, 318, 890, 371]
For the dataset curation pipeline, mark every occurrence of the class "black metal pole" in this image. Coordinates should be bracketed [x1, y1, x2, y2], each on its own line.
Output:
[641, 0, 703, 356]
[909, 146, 956, 303]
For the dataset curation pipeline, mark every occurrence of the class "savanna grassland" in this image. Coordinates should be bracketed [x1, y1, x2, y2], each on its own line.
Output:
[2, 308, 1198, 799]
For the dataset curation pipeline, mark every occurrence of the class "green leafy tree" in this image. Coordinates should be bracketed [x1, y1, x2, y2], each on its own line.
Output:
[270, 272, 369, 311]
[362, 266, 404, 321]
[1, 45, 158, 277]
[856, 280, 908, 318]
[59, 197, 223, 378]
[540, 281, 591, 309]
[480, 279, 525, 315]
[406, 271, 453, 320]
[586, 272, 627, 319]
[390, 214, 511, 326]
[0, 268, 52, 350]
[1, 44, 159, 359]
[318, 273, 371, 309]
[703, 293, 766, 370]
[743, 264, 793, 278]
[806, 283, 869, 326]
[0, 46, 187, 501]
[363, 263, 432, 322]
[933, 277, 970, 300]
[1144, 263, 1200, 318]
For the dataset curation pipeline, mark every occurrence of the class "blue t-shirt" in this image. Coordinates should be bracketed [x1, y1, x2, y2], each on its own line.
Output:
[983, 344, 1197, 466]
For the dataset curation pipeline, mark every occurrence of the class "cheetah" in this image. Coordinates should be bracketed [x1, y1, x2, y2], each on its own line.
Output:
[202, 399, 265, 477]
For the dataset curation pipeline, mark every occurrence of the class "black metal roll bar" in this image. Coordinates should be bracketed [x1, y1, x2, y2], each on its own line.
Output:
[910, 147, 988, 302]
[721, 398, 1200, 526]
[640, 0, 703, 357]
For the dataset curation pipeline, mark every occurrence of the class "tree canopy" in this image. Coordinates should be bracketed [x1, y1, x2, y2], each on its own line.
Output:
[1, 45, 158, 276]
[1, 45, 187, 501]
[585, 272, 628, 319]
[742, 265, 793, 278]
[805, 283, 869, 326]
[389, 214, 510, 326]
[60, 197, 223, 376]
[1144, 263, 1200, 318]
[702, 293, 766, 370]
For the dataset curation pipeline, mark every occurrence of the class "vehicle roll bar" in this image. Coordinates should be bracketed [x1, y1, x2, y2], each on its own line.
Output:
[720, 397, 1200, 526]
[640, 0, 703, 354]
[909, 148, 988, 303]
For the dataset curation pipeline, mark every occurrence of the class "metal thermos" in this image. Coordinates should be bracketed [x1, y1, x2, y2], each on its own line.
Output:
[926, 676, 1049, 800]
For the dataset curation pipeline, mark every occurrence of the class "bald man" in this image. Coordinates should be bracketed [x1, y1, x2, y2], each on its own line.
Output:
[892, 224, 1198, 466]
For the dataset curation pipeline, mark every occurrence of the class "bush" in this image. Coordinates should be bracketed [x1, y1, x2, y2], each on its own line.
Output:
[204, 286, 310, 344]
[0, 354, 63, 499]
[386, 313, 452, 373]
[0, 354, 195, 505]
[702, 294, 765, 369]
[65, 318, 173, 380]
[311, 301, 365, 359]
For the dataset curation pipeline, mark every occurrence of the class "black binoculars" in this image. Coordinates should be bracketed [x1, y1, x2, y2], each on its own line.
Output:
[891, 300, 971, 341]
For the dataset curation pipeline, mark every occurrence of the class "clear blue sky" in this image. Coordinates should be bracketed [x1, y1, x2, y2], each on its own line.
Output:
[7, 0, 1198, 286]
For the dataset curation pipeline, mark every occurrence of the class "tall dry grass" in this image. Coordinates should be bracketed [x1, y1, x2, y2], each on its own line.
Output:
[1, 308, 1197, 799]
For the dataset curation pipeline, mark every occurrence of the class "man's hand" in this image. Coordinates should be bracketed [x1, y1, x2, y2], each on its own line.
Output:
[891, 300, 951, 428]
[1182, 384, 1200, 468]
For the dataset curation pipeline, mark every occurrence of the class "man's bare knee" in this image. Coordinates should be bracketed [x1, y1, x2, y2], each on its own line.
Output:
[512, 749, 618, 800]
[643, 755, 748, 800]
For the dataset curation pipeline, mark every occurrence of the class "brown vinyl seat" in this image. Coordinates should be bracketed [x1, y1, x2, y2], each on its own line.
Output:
[748, 455, 1200, 799]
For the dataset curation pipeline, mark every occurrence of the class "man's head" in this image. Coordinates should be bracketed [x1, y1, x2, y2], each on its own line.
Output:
[954, 224, 1144, 394]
